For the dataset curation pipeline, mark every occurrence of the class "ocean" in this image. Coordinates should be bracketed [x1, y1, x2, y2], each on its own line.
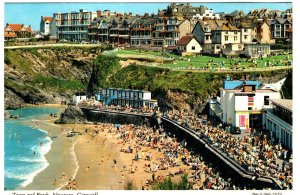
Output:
[4, 107, 59, 190]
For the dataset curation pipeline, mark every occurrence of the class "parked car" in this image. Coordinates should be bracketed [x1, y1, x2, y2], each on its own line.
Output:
[81, 41, 89, 44]
[231, 127, 241, 134]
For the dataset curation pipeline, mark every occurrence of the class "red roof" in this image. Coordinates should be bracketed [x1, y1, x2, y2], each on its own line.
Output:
[177, 36, 194, 46]
[24, 27, 32, 33]
[43, 17, 53, 22]
[6, 24, 23, 32]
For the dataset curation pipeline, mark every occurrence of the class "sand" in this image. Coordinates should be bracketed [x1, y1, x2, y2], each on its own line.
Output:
[18, 105, 188, 190]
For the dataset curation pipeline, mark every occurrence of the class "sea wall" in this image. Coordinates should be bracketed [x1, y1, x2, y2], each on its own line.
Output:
[79, 108, 280, 189]
[81, 108, 159, 128]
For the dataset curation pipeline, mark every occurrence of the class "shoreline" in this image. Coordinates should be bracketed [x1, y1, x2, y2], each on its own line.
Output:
[9, 105, 189, 190]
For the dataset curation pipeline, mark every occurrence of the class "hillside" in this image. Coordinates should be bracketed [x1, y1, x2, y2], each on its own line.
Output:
[4, 47, 102, 109]
[4, 47, 292, 111]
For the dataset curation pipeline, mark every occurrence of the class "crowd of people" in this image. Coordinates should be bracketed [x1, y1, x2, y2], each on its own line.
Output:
[103, 123, 248, 190]
[165, 109, 293, 190]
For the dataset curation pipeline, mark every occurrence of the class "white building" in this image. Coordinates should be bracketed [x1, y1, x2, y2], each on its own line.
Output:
[192, 9, 220, 20]
[264, 99, 292, 149]
[96, 88, 158, 109]
[72, 92, 87, 105]
[210, 79, 281, 132]
[177, 36, 202, 56]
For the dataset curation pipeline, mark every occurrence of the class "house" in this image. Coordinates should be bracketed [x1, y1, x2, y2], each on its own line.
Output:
[151, 16, 191, 50]
[177, 35, 202, 55]
[130, 18, 156, 49]
[270, 18, 292, 42]
[264, 99, 292, 149]
[40, 16, 53, 35]
[4, 23, 32, 40]
[72, 92, 87, 105]
[209, 77, 282, 132]
[96, 88, 158, 109]
[54, 9, 97, 41]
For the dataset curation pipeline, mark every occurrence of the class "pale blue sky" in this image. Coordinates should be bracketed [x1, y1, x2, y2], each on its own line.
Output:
[4, 2, 292, 30]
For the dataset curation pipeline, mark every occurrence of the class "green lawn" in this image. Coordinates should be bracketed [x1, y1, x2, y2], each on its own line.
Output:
[162, 54, 292, 69]
[114, 49, 292, 69]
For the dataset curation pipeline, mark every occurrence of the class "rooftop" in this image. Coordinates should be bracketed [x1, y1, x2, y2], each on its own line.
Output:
[223, 80, 261, 90]
[270, 99, 292, 112]
[177, 35, 194, 46]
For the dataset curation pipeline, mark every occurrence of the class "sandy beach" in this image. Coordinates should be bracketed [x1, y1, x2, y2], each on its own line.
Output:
[16, 104, 191, 190]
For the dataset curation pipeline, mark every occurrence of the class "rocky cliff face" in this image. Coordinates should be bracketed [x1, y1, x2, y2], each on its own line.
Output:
[4, 47, 101, 109]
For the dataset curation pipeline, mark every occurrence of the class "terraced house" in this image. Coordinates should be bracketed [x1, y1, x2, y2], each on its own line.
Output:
[54, 9, 97, 41]
[130, 18, 156, 49]
[151, 16, 192, 50]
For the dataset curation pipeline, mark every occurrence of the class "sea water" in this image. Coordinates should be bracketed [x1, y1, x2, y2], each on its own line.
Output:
[4, 107, 59, 190]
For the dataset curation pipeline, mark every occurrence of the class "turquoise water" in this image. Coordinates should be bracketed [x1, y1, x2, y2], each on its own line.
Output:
[4, 107, 59, 190]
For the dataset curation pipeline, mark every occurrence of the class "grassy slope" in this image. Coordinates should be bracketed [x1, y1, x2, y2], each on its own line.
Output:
[106, 64, 292, 100]
[4, 48, 87, 95]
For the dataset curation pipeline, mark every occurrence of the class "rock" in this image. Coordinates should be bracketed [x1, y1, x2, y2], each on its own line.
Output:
[55, 105, 87, 124]
[4, 88, 25, 110]
[4, 110, 11, 119]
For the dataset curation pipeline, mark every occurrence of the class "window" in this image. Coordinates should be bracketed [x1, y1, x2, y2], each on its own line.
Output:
[225, 36, 228, 41]
[234, 31, 238, 34]
[192, 46, 195, 50]
[244, 35, 248, 39]
[244, 29, 248, 32]
[225, 31, 228, 34]
[264, 96, 269, 105]
[234, 36, 237, 41]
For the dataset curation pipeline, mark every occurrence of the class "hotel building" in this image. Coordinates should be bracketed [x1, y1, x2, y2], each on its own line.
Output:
[54, 9, 97, 41]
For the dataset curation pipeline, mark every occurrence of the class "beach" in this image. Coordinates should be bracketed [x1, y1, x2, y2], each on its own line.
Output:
[15, 104, 195, 190]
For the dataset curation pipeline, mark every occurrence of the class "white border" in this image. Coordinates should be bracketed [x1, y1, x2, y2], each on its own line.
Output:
[1, 1, 298, 195]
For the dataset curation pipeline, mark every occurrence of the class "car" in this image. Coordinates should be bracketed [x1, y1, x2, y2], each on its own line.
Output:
[81, 41, 89, 44]
[58, 39, 69, 42]
[231, 127, 241, 134]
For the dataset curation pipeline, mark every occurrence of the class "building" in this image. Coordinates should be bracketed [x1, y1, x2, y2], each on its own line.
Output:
[4, 23, 32, 40]
[209, 77, 281, 132]
[72, 92, 87, 105]
[54, 9, 97, 41]
[96, 88, 158, 109]
[151, 16, 191, 50]
[192, 9, 220, 20]
[264, 99, 292, 149]
[270, 18, 292, 41]
[40, 16, 53, 35]
[177, 35, 202, 55]
[130, 18, 156, 49]
[242, 44, 271, 58]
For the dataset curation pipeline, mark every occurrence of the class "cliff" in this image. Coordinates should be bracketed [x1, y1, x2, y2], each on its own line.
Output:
[4, 47, 101, 109]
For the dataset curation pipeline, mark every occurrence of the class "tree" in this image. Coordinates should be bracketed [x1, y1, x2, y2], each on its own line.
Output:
[87, 54, 120, 97]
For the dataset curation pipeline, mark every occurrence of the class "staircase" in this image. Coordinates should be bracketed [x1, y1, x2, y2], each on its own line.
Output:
[105, 96, 117, 106]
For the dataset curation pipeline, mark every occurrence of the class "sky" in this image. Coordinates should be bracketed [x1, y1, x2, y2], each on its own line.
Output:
[4, 2, 292, 30]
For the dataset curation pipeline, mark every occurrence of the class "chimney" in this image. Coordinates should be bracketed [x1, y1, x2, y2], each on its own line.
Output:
[41, 16, 44, 20]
